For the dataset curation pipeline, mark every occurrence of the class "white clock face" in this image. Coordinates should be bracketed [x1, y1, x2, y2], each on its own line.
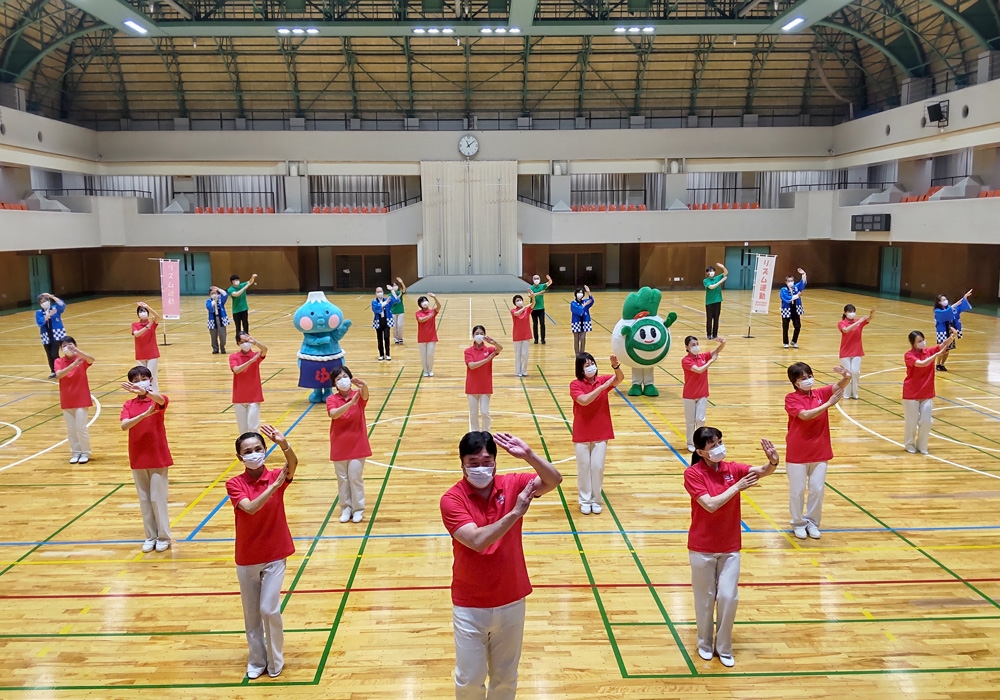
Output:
[458, 134, 479, 157]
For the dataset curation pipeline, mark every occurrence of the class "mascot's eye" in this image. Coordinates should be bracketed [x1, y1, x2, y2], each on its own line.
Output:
[325, 310, 330, 315]
[639, 328, 647, 340]
[310, 311, 315, 316]
[650, 329, 658, 340]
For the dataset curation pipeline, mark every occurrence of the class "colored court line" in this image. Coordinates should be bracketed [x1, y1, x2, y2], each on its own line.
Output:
[612, 386, 690, 466]
[638, 393, 687, 441]
[221, 369, 284, 413]
[611, 613, 1000, 627]
[492, 297, 507, 335]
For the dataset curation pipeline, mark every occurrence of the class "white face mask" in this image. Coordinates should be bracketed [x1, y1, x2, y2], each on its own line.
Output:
[242, 451, 266, 469]
[689, 344, 700, 354]
[135, 379, 152, 392]
[420, 300, 429, 308]
[232, 280, 240, 287]
[376, 291, 384, 298]
[336, 376, 352, 391]
[786, 281, 795, 288]
[532, 278, 540, 285]
[576, 293, 584, 300]
[474, 334, 485, 344]
[846, 312, 856, 319]
[916, 340, 927, 350]
[240, 342, 252, 352]
[708, 444, 727, 462]
[940, 299, 949, 308]
[707, 271, 715, 278]
[41, 301, 51, 310]
[797, 377, 815, 390]
[210, 295, 218, 303]
[465, 466, 495, 489]
[138, 311, 149, 319]
[584, 364, 598, 378]
[515, 300, 523, 308]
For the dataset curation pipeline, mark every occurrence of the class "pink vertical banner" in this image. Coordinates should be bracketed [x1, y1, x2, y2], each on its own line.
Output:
[159, 259, 181, 320]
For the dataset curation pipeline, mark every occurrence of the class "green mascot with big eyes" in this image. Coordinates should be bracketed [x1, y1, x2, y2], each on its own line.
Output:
[610, 287, 678, 397]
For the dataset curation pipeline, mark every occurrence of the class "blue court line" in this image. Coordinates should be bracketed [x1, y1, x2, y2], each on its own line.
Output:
[6, 523, 1000, 548]
[613, 388, 690, 467]
[544, 311, 557, 325]
[184, 401, 318, 541]
[741, 520, 750, 532]
[0, 393, 35, 410]
[938, 396, 1000, 422]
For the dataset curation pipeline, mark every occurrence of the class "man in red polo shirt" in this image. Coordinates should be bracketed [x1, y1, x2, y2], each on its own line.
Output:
[440, 431, 563, 700]
[226, 424, 298, 681]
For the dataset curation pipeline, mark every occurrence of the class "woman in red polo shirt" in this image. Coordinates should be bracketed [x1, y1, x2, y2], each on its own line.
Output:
[230, 332, 268, 435]
[53, 336, 95, 465]
[132, 302, 161, 392]
[510, 291, 535, 377]
[784, 361, 851, 540]
[571, 352, 624, 515]
[120, 365, 173, 553]
[681, 335, 726, 453]
[465, 325, 502, 432]
[838, 305, 874, 400]
[685, 426, 779, 667]
[903, 328, 958, 455]
[326, 366, 371, 523]
[415, 293, 442, 377]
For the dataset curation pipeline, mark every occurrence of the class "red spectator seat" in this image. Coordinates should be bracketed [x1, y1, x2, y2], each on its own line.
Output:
[361, 207, 370, 214]
[381, 207, 389, 213]
[609, 204, 618, 212]
[236, 207, 245, 214]
[741, 202, 750, 209]
[978, 190, 990, 198]
[750, 202, 760, 209]
[227, 207, 235, 214]
[266, 207, 274, 214]
[195, 206, 203, 214]
[598, 204, 607, 212]
[711, 202, 720, 210]
[627, 204, 637, 211]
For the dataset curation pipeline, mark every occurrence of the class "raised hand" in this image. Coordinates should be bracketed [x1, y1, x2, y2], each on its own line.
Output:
[868, 309, 876, 320]
[609, 353, 619, 367]
[120, 381, 145, 394]
[832, 365, 850, 378]
[260, 424, 288, 448]
[797, 267, 805, 275]
[512, 479, 537, 517]
[351, 377, 366, 388]
[494, 432, 531, 460]
[760, 438, 779, 465]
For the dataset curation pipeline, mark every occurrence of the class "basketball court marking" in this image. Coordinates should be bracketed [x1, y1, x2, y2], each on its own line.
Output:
[0, 421, 22, 449]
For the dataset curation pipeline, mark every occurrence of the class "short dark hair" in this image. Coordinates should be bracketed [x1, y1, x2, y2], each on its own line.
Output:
[684, 335, 698, 349]
[935, 294, 948, 309]
[60, 336, 76, 347]
[691, 426, 723, 466]
[459, 431, 497, 461]
[574, 286, 585, 296]
[512, 294, 523, 305]
[908, 330, 925, 346]
[787, 361, 813, 384]
[842, 304, 856, 320]
[136, 306, 148, 317]
[37, 294, 48, 304]
[235, 432, 265, 454]
[472, 324, 486, 336]
[333, 365, 353, 382]
[575, 352, 596, 381]
[235, 331, 251, 344]
[230, 274, 240, 282]
[127, 365, 152, 382]
[706, 266, 716, 273]
[417, 295, 429, 308]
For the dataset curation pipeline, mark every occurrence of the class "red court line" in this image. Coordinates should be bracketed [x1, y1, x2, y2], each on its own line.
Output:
[3, 577, 999, 600]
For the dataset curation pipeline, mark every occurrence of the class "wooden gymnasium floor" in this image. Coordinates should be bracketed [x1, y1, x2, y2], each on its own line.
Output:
[1, 288, 999, 699]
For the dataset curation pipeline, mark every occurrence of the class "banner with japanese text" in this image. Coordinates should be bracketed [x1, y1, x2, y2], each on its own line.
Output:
[750, 254, 777, 315]
[159, 259, 181, 320]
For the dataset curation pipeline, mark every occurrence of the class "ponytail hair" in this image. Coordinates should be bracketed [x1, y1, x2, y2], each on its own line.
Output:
[691, 426, 723, 466]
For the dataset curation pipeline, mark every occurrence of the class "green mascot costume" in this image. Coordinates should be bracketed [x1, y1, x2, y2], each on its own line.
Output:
[610, 287, 678, 396]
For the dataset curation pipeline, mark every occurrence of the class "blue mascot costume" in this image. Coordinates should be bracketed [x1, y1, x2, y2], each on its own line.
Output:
[294, 291, 352, 403]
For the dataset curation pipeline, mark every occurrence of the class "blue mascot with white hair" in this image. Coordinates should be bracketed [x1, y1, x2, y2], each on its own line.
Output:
[294, 291, 352, 403]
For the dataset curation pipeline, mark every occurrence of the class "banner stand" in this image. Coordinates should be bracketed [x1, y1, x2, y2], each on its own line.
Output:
[152, 258, 181, 346]
[746, 253, 778, 339]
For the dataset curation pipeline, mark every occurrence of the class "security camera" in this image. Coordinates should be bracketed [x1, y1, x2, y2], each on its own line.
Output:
[827, 148, 834, 155]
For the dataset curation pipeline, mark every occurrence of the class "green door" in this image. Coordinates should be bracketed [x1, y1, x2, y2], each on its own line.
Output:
[723, 246, 770, 290]
[29, 255, 52, 301]
[879, 246, 901, 295]
[165, 252, 213, 295]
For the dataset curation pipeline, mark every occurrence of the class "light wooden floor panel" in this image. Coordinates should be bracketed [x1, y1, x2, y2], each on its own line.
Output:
[1, 288, 1000, 697]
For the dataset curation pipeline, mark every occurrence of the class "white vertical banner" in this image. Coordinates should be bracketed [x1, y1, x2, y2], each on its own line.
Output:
[159, 259, 181, 320]
[750, 254, 778, 314]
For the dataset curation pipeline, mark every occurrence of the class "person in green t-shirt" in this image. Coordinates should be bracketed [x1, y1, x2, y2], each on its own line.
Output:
[390, 277, 407, 344]
[529, 273, 553, 344]
[703, 263, 728, 340]
[228, 273, 258, 335]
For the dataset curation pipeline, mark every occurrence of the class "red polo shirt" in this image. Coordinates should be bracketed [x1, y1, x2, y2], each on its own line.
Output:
[903, 345, 940, 400]
[838, 318, 868, 358]
[681, 352, 713, 399]
[440, 471, 535, 608]
[570, 376, 615, 443]
[326, 391, 372, 462]
[465, 344, 495, 395]
[230, 351, 265, 404]
[416, 309, 439, 343]
[226, 467, 295, 567]
[510, 305, 533, 342]
[120, 395, 173, 470]
[785, 385, 835, 464]
[54, 356, 93, 410]
[684, 459, 750, 553]
[132, 321, 160, 360]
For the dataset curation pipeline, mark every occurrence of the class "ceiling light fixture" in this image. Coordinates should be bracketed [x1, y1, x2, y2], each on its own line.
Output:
[782, 17, 805, 31]
[614, 26, 626, 33]
[428, 27, 440, 33]
[442, 27, 454, 33]
[480, 27, 493, 33]
[628, 26, 640, 33]
[413, 27, 426, 33]
[277, 27, 291, 34]
[291, 27, 305, 34]
[306, 28, 319, 34]
[509, 27, 521, 33]
[642, 26, 654, 33]
[123, 19, 148, 34]
[495, 27, 506, 33]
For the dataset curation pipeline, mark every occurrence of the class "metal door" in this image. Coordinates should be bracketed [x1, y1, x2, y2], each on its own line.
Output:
[335, 255, 364, 290]
[28, 255, 52, 301]
[364, 255, 392, 290]
[576, 253, 603, 287]
[165, 252, 212, 295]
[879, 246, 901, 294]
[549, 253, 576, 287]
[724, 246, 770, 290]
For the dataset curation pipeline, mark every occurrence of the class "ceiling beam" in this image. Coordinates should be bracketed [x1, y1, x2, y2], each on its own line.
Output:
[632, 36, 654, 115]
[341, 36, 358, 117]
[279, 37, 303, 117]
[153, 37, 188, 116]
[576, 35, 591, 115]
[921, 0, 990, 51]
[813, 19, 915, 77]
[509, 0, 538, 28]
[215, 36, 245, 117]
[744, 34, 776, 113]
[689, 34, 716, 113]
[12, 24, 112, 82]
[520, 36, 531, 114]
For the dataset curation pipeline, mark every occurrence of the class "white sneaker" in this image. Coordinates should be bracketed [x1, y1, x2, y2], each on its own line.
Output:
[78, 455, 90, 464]
[154, 540, 170, 552]
[698, 648, 713, 661]
[791, 342, 798, 348]
[591, 504, 603, 514]
[718, 653, 736, 668]
[806, 523, 821, 539]
[378, 356, 384, 361]
[783, 344, 789, 349]
[428, 372, 434, 377]
[918, 450, 929, 455]
[352, 510, 364, 523]
[423, 372, 429, 377]
[339, 508, 353, 523]
[580, 503, 592, 515]
[385, 356, 391, 361]
[687, 445, 696, 453]
[793, 526, 807, 539]
[69, 454, 80, 464]
[141, 539, 155, 553]
[905, 446, 917, 454]
[247, 667, 266, 680]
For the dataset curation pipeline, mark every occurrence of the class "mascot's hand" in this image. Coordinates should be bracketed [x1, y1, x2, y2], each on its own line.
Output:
[621, 325, 633, 341]
[664, 312, 678, 328]
[341, 319, 352, 331]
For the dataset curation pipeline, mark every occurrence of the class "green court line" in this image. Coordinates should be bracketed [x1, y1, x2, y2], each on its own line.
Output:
[519, 375, 629, 678]
[311, 370, 422, 685]
[624, 665, 1000, 679]
[535, 366, 698, 676]
[0, 484, 124, 579]
[492, 297, 507, 336]
[222, 368, 284, 413]
[436, 298, 449, 330]
[611, 613, 1000, 627]
[0, 681, 316, 691]
[0, 628, 327, 639]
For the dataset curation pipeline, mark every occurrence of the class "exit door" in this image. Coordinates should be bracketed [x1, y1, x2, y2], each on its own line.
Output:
[165, 252, 212, 295]
[29, 255, 52, 301]
[723, 246, 771, 290]
[880, 246, 902, 294]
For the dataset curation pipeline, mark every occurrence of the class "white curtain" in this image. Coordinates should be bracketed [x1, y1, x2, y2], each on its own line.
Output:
[645, 173, 665, 211]
[195, 175, 284, 211]
[867, 162, 898, 188]
[309, 175, 406, 209]
[758, 170, 847, 209]
[931, 148, 972, 185]
[84, 175, 173, 212]
[686, 172, 739, 206]
[420, 161, 518, 276]
[570, 174, 630, 207]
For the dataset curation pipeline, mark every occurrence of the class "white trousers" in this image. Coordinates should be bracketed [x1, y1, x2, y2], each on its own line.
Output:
[131, 468, 171, 542]
[334, 459, 366, 513]
[453, 598, 526, 700]
[840, 356, 862, 399]
[394, 314, 404, 341]
[513, 340, 529, 377]
[235, 402, 261, 435]
[786, 461, 828, 528]
[138, 358, 159, 393]
[575, 441, 607, 506]
[903, 398, 934, 453]
[236, 558, 286, 678]
[419, 341, 437, 375]
[683, 397, 708, 451]
[689, 551, 741, 657]
[630, 366, 654, 386]
[468, 394, 492, 433]
[62, 407, 90, 456]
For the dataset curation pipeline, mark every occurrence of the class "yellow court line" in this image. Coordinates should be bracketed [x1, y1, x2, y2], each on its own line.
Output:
[883, 630, 897, 642]
[862, 609, 875, 619]
[168, 402, 300, 528]
[741, 492, 803, 550]
[638, 395, 687, 441]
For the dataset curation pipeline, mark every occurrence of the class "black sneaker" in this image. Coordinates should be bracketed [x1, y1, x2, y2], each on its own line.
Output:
[936, 364, 948, 372]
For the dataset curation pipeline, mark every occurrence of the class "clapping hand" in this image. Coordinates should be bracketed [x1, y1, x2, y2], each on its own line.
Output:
[832, 365, 851, 378]
[260, 424, 288, 450]
[760, 438, 779, 465]
[797, 268, 805, 275]
[494, 432, 531, 461]
[120, 381, 146, 395]
[512, 479, 537, 517]
[351, 377, 366, 389]
[735, 472, 759, 492]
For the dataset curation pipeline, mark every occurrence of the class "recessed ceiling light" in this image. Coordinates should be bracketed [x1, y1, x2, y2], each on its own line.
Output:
[428, 27, 440, 33]
[782, 17, 805, 31]
[509, 27, 520, 33]
[642, 26, 654, 33]
[306, 28, 319, 34]
[123, 19, 148, 34]
[413, 27, 426, 33]
[628, 26, 640, 33]
[480, 27, 492, 33]
[495, 27, 506, 33]
[277, 28, 291, 34]
[291, 27, 305, 34]
[442, 27, 454, 34]
[614, 27, 626, 33]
